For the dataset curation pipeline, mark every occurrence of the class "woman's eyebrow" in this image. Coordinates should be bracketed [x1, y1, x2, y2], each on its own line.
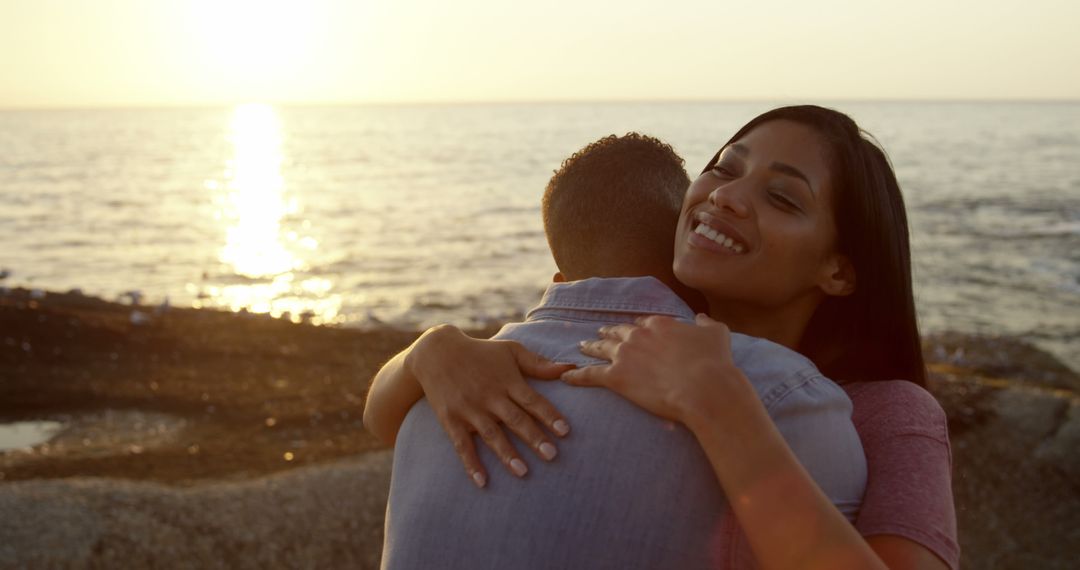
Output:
[726, 143, 815, 196]
[769, 162, 815, 196]
[728, 143, 750, 157]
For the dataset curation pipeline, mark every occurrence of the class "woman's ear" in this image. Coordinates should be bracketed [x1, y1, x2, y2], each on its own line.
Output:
[819, 254, 856, 297]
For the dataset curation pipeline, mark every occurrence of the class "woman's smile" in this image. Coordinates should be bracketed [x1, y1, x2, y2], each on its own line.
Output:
[689, 210, 749, 254]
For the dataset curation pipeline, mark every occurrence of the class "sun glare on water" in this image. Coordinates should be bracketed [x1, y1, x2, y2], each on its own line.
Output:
[220, 103, 297, 278]
[202, 103, 341, 324]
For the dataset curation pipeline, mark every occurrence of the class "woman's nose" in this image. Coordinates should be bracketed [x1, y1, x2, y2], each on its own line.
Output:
[708, 184, 751, 218]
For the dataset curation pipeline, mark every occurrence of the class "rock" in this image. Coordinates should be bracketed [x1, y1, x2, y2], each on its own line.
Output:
[0, 452, 393, 569]
[986, 388, 1067, 442]
[129, 310, 151, 326]
[935, 373, 1079, 569]
[925, 332, 1079, 391]
[1034, 402, 1080, 485]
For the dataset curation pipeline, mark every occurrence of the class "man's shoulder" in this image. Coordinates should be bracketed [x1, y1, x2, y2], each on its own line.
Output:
[729, 334, 850, 413]
[492, 320, 604, 368]
[730, 333, 817, 373]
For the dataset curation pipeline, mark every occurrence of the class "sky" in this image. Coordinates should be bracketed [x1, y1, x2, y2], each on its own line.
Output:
[0, 0, 1077, 108]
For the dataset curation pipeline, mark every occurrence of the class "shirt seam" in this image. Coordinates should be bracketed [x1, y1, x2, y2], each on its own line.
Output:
[760, 368, 834, 412]
[858, 524, 960, 570]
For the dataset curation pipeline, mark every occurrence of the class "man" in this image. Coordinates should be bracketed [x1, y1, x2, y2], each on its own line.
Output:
[373, 134, 865, 569]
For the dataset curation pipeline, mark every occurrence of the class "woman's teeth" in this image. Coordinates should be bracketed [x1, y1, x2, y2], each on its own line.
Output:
[693, 224, 745, 253]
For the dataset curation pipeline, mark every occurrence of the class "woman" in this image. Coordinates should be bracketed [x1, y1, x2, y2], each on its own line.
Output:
[365, 106, 958, 569]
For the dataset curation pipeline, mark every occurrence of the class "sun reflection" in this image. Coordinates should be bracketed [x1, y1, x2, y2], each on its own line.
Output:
[220, 103, 298, 277]
[203, 103, 341, 324]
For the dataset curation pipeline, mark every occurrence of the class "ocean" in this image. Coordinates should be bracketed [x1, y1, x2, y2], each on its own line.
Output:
[1, 102, 1078, 370]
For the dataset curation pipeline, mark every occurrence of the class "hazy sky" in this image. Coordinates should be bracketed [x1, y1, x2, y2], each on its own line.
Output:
[1, 0, 1077, 107]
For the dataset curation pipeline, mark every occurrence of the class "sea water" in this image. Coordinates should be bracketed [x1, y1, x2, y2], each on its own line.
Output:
[0, 420, 62, 452]
[1, 102, 1077, 369]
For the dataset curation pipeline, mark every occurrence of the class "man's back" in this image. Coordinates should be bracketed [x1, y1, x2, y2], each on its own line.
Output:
[382, 278, 865, 570]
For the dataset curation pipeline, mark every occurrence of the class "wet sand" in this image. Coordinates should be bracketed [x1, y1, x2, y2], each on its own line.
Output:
[1, 287, 1077, 568]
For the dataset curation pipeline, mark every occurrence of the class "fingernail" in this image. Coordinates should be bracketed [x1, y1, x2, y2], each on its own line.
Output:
[510, 458, 528, 477]
[578, 340, 588, 347]
[552, 419, 570, 436]
[471, 471, 486, 488]
[539, 442, 557, 460]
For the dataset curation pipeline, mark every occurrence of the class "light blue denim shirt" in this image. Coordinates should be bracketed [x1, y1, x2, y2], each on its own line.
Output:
[382, 277, 866, 570]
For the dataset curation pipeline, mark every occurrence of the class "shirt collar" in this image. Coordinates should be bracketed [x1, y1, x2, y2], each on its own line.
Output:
[527, 276, 696, 321]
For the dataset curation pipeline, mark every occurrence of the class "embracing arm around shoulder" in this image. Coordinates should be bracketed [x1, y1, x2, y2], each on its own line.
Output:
[362, 324, 575, 484]
[363, 318, 955, 569]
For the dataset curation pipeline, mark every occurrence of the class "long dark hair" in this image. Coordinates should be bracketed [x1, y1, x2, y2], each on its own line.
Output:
[704, 105, 926, 386]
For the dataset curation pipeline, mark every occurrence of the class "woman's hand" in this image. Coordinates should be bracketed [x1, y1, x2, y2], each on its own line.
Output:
[563, 313, 757, 428]
[405, 325, 575, 488]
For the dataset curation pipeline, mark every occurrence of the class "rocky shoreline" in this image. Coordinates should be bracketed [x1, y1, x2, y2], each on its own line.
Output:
[1, 288, 1077, 569]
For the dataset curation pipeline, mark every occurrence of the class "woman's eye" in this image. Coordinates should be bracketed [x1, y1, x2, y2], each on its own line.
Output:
[710, 164, 734, 177]
[769, 191, 802, 212]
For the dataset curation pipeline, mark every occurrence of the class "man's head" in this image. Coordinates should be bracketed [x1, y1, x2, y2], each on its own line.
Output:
[542, 133, 691, 284]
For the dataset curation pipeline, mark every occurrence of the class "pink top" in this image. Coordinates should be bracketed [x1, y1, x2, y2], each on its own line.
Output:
[845, 380, 959, 569]
[717, 380, 960, 569]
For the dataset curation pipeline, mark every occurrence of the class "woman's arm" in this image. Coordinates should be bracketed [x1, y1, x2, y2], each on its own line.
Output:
[362, 324, 574, 486]
[361, 344, 424, 445]
[687, 394, 886, 570]
[568, 314, 949, 570]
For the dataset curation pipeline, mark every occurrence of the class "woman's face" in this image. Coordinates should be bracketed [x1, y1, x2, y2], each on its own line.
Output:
[673, 120, 851, 318]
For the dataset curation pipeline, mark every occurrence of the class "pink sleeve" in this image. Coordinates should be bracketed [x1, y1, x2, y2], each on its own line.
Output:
[845, 381, 960, 570]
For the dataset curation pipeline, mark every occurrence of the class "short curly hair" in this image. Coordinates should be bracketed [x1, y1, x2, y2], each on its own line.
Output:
[542, 133, 690, 281]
